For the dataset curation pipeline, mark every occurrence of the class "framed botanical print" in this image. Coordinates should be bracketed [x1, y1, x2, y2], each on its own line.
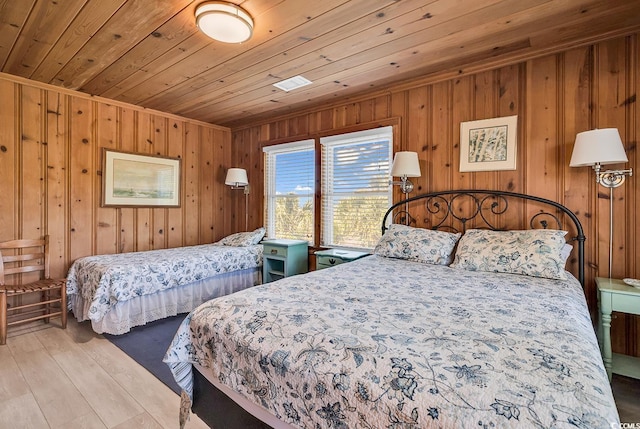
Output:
[459, 115, 518, 172]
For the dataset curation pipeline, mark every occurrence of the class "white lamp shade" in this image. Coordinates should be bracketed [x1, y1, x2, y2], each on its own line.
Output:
[390, 151, 421, 177]
[225, 168, 248, 186]
[195, 1, 253, 44]
[570, 128, 628, 167]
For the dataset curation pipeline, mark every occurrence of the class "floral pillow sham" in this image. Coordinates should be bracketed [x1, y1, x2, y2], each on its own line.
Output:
[215, 227, 266, 247]
[374, 224, 461, 265]
[450, 229, 568, 280]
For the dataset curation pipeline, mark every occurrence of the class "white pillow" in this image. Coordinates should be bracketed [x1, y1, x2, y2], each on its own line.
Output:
[215, 227, 265, 247]
[560, 243, 573, 266]
[450, 229, 568, 280]
[374, 224, 461, 265]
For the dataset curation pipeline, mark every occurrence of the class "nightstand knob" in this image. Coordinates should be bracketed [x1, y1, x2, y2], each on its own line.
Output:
[271, 249, 278, 254]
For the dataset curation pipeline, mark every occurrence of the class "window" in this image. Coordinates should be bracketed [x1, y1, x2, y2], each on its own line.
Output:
[263, 140, 315, 241]
[320, 127, 392, 249]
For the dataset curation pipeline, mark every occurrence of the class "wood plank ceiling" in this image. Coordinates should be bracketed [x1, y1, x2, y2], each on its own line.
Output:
[1, 0, 640, 128]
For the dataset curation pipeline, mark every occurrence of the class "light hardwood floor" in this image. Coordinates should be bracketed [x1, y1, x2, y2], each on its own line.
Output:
[0, 319, 207, 429]
[1, 320, 639, 428]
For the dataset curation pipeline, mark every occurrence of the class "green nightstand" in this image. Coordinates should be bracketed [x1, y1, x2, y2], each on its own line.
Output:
[315, 248, 369, 270]
[262, 239, 308, 283]
[596, 277, 640, 381]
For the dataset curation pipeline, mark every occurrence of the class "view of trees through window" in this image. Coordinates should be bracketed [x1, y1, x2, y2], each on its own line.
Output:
[274, 194, 313, 241]
[265, 128, 392, 249]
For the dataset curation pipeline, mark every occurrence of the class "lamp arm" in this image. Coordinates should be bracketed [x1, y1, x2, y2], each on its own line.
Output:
[594, 163, 633, 188]
[388, 176, 414, 194]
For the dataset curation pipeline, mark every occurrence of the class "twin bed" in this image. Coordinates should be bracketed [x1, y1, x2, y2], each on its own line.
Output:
[66, 228, 265, 334]
[163, 190, 620, 428]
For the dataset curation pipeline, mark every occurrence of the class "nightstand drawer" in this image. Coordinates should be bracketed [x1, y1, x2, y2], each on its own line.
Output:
[316, 255, 345, 267]
[264, 245, 287, 258]
[314, 248, 369, 270]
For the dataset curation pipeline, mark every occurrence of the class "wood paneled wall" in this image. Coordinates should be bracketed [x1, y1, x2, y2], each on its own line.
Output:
[231, 34, 639, 357]
[0, 73, 233, 281]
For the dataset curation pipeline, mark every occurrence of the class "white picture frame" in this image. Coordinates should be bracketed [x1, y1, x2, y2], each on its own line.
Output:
[459, 115, 518, 172]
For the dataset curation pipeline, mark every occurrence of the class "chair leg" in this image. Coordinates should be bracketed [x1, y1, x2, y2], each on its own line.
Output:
[0, 292, 7, 345]
[60, 284, 67, 329]
[44, 290, 50, 324]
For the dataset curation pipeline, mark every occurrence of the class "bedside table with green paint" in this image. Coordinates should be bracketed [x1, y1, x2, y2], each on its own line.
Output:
[262, 239, 308, 283]
[596, 276, 640, 381]
[315, 248, 369, 270]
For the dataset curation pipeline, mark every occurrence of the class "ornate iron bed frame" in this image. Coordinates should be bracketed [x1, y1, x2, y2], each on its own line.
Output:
[381, 189, 586, 286]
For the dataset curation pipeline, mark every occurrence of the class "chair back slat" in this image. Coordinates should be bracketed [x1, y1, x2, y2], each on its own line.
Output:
[1, 253, 45, 264]
[4, 265, 45, 276]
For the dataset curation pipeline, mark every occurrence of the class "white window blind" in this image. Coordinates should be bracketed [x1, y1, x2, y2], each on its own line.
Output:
[263, 140, 315, 242]
[320, 127, 392, 249]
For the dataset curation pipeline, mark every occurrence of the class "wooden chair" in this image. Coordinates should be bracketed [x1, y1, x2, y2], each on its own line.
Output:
[0, 236, 67, 345]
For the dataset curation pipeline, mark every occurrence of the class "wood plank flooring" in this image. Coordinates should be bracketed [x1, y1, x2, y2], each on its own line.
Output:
[0, 320, 639, 428]
[0, 319, 207, 429]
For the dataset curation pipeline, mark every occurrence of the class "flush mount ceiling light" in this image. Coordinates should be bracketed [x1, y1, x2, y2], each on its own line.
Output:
[195, 1, 253, 44]
[273, 75, 312, 92]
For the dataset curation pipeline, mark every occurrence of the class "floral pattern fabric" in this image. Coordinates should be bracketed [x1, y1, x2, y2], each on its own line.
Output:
[66, 244, 263, 322]
[374, 224, 461, 265]
[164, 255, 618, 429]
[215, 227, 266, 247]
[450, 229, 569, 280]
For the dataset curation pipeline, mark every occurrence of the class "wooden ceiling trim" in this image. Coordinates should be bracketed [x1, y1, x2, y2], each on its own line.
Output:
[120, 0, 386, 107]
[4, 0, 87, 75]
[30, 0, 128, 83]
[0, 72, 228, 130]
[224, 27, 638, 130]
[54, 0, 193, 90]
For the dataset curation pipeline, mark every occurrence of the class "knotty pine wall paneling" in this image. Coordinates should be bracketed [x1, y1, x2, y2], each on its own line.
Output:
[0, 73, 233, 291]
[230, 33, 640, 357]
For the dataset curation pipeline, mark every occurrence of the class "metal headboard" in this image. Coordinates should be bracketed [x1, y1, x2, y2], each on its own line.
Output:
[381, 189, 586, 287]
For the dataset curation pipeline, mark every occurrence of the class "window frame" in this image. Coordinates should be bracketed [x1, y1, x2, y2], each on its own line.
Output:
[263, 139, 315, 241]
[319, 126, 393, 250]
[261, 120, 399, 249]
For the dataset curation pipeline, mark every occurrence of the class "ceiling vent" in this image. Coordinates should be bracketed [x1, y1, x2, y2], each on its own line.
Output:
[273, 75, 312, 92]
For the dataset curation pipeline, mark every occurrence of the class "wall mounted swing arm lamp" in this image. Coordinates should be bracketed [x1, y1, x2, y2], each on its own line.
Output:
[389, 151, 422, 225]
[225, 168, 250, 230]
[389, 151, 421, 194]
[569, 128, 632, 278]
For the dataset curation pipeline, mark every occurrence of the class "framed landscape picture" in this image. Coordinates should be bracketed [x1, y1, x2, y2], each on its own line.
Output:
[459, 115, 518, 172]
[102, 149, 181, 207]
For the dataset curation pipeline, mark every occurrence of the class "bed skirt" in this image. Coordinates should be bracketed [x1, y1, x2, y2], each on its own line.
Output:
[69, 267, 261, 334]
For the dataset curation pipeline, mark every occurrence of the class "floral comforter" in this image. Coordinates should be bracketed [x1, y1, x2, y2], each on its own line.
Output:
[164, 255, 618, 428]
[66, 244, 262, 322]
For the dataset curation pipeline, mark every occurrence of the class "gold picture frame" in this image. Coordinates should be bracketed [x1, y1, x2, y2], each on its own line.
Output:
[459, 115, 518, 172]
[101, 148, 181, 208]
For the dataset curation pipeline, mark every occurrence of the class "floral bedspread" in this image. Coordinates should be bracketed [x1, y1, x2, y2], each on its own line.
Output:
[66, 244, 262, 322]
[164, 255, 619, 428]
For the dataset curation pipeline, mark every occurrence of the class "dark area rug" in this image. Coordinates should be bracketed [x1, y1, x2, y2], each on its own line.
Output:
[103, 314, 187, 395]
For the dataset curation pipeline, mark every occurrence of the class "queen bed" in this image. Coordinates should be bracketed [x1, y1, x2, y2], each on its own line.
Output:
[66, 228, 265, 334]
[164, 191, 619, 428]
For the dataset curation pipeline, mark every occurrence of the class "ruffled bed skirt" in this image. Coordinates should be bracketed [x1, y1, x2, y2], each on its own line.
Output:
[69, 267, 261, 334]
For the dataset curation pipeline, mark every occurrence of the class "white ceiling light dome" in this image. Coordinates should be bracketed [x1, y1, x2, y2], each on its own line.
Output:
[195, 1, 254, 44]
